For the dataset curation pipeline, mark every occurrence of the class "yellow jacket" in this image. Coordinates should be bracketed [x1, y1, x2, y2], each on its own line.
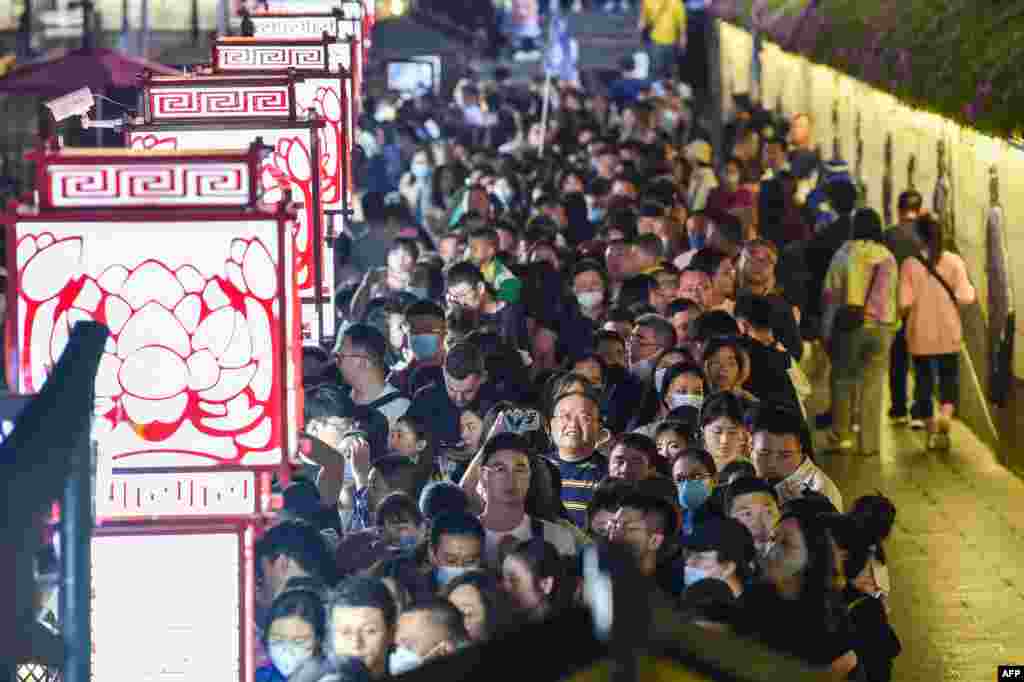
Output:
[641, 0, 686, 46]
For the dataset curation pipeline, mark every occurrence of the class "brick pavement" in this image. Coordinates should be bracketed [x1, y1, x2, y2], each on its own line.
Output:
[817, 422, 1024, 680]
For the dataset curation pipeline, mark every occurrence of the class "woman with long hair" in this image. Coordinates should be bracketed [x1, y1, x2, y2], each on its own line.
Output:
[500, 538, 576, 623]
[738, 507, 859, 676]
[898, 214, 976, 450]
[441, 570, 519, 642]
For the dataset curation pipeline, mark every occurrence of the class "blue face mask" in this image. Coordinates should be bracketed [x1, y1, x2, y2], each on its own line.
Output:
[683, 566, 710, 587]
[434, 565, 471, 588]
[588, 206, 606, 224]
[406, 286, 429, 301]
[396, 534, 420, 550]
[677, 479, 711, 510]
[410, 333, 441, 360]
[411, 162, 431, 178]
[689, 232, 707, 250]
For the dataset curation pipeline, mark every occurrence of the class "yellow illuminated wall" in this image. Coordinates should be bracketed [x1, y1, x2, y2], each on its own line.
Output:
[719, 22, 1024, 379]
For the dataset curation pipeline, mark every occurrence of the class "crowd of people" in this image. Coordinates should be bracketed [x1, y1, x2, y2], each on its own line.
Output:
[250, 51, 982, 681]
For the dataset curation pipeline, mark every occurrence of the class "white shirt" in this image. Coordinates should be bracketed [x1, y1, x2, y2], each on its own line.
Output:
[483, 514, 577, 569]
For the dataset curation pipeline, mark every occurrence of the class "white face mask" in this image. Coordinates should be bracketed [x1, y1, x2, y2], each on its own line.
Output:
[669, 393, 703, 411]
[269, 642, 314, 678]
[388, 646, 423, 676]
[576, 290, 604, 309]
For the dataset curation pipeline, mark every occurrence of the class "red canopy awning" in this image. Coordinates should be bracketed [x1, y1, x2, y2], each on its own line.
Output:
[0, 47, 182, 97]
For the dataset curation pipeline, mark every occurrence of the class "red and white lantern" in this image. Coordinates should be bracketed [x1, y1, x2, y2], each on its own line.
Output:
[126, 114, 334, 344]
[212, 35, 357, 212]
[8, 145, 301, 484]
[4, 143, 303, 681]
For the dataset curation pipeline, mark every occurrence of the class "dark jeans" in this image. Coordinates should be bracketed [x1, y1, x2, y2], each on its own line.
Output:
[889, 327, 915, 417]
[912, 353, 959, 418]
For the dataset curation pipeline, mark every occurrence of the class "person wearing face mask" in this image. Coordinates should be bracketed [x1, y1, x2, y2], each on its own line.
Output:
[639, 360, 705, 436]
[627, 314, 677, 386]
[627, 351, 695, 434]
[671, 448, 719, 537]
[334, 493, 426, 578]
[682, 517, 756, 598]
[737, 508, 859, 677]
[388, 302, 446, 398]
[585, 177, 613, 225]
[426, 512, 486, 590]
[572, 260, 610, 324]
[398, 148, 436, 228]
[258, 589, 326, 682]
[389, 600, 469, 675]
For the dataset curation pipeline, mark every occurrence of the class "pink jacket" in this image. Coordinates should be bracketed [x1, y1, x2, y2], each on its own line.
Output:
[899, 251, 976, 356]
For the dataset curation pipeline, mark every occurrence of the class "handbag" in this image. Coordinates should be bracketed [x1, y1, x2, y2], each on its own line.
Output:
[833, 263, 879, 333]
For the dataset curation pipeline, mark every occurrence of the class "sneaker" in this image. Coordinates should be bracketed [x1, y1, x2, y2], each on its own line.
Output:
[513, 50, 529, 62]
[889, 414, 910, 426]
[603, 0, 614, 11]
[572, 0, 583, 12]
[619, 1, 631, 13]
[909, 418, 926, 430]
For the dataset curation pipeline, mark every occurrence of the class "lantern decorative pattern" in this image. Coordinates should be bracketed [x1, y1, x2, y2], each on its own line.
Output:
[125, 122, 332, 344]
[212, 36, 355, 213]
[5, 147, 301, 519]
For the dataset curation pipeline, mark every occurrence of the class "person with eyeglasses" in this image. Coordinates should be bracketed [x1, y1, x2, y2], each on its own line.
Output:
[671, 448, 719, 537]
[544, 389, 610, 529]
[628, 313, 677, 385]
[475, 432, 577, 568]
[607, 492, 680, 597]
[333, 324, 410, 429]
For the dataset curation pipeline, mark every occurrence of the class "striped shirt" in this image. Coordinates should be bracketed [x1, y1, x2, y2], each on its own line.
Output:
[545, 451, 608, 529]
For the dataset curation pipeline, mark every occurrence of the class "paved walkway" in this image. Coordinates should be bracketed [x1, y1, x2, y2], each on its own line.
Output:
[817, 422, 1024, 679]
